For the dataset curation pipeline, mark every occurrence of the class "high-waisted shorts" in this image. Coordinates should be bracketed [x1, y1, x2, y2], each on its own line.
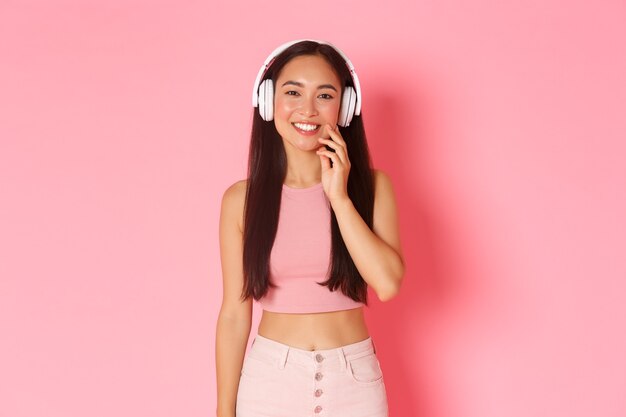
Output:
[235, 334, 388, 417]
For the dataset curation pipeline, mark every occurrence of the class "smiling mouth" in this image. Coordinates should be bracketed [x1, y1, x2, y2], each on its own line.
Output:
[292, 122, 321, 134]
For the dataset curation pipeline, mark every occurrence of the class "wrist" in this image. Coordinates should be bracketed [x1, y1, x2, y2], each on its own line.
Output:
[329, 196, 353, 210]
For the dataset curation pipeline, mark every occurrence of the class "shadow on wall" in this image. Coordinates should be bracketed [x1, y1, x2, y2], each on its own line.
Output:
[362, 61, 461, 417]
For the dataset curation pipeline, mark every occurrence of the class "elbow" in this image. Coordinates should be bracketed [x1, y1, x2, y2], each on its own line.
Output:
[372, 254, 405, 302]
[377, 284, 400, 302]
[377, 272, 404, 302]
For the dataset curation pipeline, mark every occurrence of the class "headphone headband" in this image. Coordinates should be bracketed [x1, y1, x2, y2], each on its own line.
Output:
[251, 39, 362, 116]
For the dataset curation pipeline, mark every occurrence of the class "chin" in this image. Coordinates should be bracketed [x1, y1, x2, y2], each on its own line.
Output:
[280, 136, 317, 152]
[295, 141, 320, 152]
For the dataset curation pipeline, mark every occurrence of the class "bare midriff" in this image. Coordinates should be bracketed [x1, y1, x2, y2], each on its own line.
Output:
[257, 307, 370, 351]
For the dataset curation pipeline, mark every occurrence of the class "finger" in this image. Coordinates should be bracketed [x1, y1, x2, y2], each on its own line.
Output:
[317, 138, 347, 164]
[316, 149, 343, 167]
[325, 125, 348, 159]
[316, 145, 333, 169]
[321, 123, 336, 139]
[317, 137, 342, 151]
[318, 150, 331, 170]
[325, 124, 347, 147]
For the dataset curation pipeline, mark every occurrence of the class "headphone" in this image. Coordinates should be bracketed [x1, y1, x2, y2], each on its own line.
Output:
[252, 39, 362, 127]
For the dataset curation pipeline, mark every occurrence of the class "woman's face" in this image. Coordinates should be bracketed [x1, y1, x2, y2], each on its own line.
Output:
[273, 54, 342, 152]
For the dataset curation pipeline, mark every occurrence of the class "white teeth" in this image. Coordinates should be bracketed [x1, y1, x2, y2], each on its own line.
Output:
[293, 123, 319, 132]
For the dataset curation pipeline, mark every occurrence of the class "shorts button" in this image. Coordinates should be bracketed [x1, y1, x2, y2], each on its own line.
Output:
[314, 405, 323, 413]
[315, 354, 324, 363]
[315, 372, 323, 381]
[314, 388, 323, 397]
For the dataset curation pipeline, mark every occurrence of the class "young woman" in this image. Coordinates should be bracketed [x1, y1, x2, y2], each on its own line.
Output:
[216, 39, 404, 417]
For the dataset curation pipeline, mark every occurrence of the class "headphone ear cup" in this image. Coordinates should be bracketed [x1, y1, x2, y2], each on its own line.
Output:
[338, 86, 356, 127]
[258, 79, 274, 121]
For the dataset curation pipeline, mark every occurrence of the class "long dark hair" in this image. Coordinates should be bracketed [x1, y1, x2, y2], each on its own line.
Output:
[241, 40, 375, 305]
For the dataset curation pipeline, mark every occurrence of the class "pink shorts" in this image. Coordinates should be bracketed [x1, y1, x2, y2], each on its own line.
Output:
[236, 334, 388, 417]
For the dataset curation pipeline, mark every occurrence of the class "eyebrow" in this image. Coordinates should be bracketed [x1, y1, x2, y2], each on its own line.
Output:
[281, 80, 338, 92]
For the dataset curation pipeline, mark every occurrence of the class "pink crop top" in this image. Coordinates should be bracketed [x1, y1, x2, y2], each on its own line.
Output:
[258, 181, 365, 314]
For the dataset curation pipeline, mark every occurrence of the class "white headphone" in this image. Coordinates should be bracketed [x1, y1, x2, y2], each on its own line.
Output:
[252, 39, 362, 127]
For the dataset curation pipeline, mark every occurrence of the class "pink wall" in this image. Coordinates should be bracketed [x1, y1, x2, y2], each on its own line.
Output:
[1, 1, 625, 416]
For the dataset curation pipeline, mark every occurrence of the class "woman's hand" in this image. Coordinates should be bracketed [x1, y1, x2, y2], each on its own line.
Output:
[316, 124, 351, 204]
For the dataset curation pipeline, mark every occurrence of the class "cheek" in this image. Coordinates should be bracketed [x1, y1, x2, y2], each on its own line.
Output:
[322, 102, 341, 122]
[273, 98, 293, 135]
[273, 96, 295, 120]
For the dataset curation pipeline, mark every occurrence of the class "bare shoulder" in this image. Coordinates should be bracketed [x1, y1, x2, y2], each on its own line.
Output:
[223, 179, 248, 199]
[221, 179, 247, 233]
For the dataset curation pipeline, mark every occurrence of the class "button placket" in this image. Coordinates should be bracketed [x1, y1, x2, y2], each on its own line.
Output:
[313, 352, 326, 414]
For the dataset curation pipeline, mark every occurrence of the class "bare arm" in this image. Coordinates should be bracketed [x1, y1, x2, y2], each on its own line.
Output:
[215, 180, 252, 417]
[330, 169, 405, 301]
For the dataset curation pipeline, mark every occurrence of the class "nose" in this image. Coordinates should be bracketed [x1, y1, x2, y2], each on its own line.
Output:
[297, 95, 318, 117]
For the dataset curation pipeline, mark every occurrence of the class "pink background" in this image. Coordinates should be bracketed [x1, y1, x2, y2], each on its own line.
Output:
[1, 1, 625, 416]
